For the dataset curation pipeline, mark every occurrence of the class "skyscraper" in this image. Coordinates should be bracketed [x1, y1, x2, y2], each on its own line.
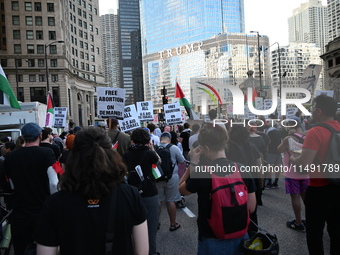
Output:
[288, 0, 328, 52]
[327, 0, 340, 41]
[100, 12, 121, 88]
[0, 0, 104, 127]
[118, 0, 144, 105]
[140, 0, 245, 55]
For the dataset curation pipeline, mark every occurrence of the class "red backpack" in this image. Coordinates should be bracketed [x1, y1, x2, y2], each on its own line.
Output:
[207, 163, 249, 239]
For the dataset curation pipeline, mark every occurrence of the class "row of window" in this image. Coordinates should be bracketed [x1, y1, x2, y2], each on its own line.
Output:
[14, 74, 58, 82]
[14, 43, 59, 54]
[71, 48, 95, 61]
[70, 0, 97, 15]
[12, 2, 54, 12]
[71, 58, 95, 72]
[14, 30, 56, 41]
[12, 16, 55, 26]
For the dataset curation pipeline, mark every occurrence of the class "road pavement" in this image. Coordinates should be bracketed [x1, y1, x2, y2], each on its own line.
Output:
[156, 177, 330, 255]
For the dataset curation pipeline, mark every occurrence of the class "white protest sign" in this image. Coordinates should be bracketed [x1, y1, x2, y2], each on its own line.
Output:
[136, 101, 154, 121]
[255, 97, 264, 110]
[286, 107, 298, 119]
[315, 90, 334, 98]
[53, 107, 68, 128]
[164, 102, 182, 125]
[97, 87, 126, 119]
[118, 104, 141, 132]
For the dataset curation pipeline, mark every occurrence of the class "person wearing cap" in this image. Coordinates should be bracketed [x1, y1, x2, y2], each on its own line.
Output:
[108, 119, 131, 157]
[157, 131, 185, 232]
[97, 121, 107, 129]
[4, 122, 58, 255]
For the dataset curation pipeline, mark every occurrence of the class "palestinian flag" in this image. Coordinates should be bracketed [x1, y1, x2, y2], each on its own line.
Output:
[175, 82, 199, 120]
[45, 92, 54, 127]
[112, 141, 119, 150]
[244, 87, 258, 106]
[0, 65, 21, 109]
[151, 164, 162, 179]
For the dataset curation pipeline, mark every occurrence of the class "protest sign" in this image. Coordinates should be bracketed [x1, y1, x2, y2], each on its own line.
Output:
[118, 104, 141, 132]
[53, 107, 68, 128]
[164, 102, 182, 125]
[136, 101, 154, 121]
[97, 87, 125, 119]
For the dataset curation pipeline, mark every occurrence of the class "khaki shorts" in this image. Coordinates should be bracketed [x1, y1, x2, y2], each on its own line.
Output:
[156, 174, 181, 202]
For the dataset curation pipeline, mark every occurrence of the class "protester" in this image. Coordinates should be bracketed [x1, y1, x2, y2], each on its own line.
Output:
[156, 132, 185, 231]
[4, 122, 58, 255]
[278, 121, 309, 232]
[40, 127, 61, 160]
[179, 123, 191, 160]
[34, 127, 148, 255]
[189, 123, 200, 150]
[147, 123, 160, 146]
[108, 119, 131, 157]
[290, 95, 340, 255]
[179, 123, 256, 254]
[123, 128, 160, 255]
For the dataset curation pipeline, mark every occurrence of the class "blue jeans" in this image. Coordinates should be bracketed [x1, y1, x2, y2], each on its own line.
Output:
[197, 234, 248, 255]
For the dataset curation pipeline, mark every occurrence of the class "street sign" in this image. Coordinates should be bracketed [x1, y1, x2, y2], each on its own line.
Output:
[262, 86, 270, 89]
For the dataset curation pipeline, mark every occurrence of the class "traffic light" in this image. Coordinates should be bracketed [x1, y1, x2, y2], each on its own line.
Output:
[162, 96, 168, 105]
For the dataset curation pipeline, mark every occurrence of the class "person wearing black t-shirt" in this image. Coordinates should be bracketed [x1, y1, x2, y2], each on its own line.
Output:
[179, 122, 191, 160]
[124, 128, 160, 255]
[179, 123, 256, 255]
[40, 127, 61, 160]
[34, 127, 148, 255]
[4, 123, 58, 255]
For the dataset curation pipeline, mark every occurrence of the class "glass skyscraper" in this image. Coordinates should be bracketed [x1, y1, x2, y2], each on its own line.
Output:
[140, 0, 245, 55]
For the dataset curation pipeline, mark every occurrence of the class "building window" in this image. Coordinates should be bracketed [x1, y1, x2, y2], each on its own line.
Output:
[84, 32, 87, 39]
[48, 17, 55, 26]
[83, 11, 86, 18]
[50, 59, 57, 67]
[47, 3, 54, 12]
[88, 4, 92, 11]
[48, 31, 56, 40]
[81, 62, 84, 70]
[37, 45, 44, 54]
[16, 59, 22, 67]
[29, 75, 36, 82]
[38, 74, 45, 82]
[83, 21, 87, 29]
[18, 87, 24, 102]
[80, 41, 83, 48]
[91, 55, 95, 62]
[0, 59, 7, 67]
[17, 75, 23, 82]
[90, 45, 94, 52]
[82, 0, 86, 8]
[78, 19, 82, 27]
[13, 30, 20, 39]
[94, 8, 97, 15]
[25, 16, 33, 25]
[78, 8, 81, 16]
[30, 87, 46, 104]
[25, 2, 32, 11]
[89, 14, 92, 21]
[95, 28, 98, 35]
[96, 47, 99, 54]
[36, 30, 43, 40]
[86, 63, 89, 71]
[51, 74, 58, 82]
[89, 24, 93, 31]
[12, 16, 20, 25]
[12, 1, 19, 11]
[85, 53, 89, 60]
[35, 16, 42, 26]
[49, 45, 57, 54]
[74, 38, 77, 46]
[27, 44, 34, 53]
[38, 59, 44, 67]
[336, 57, 340, 66]
[14, 44, 21, 54]
[34, 2, 42, 11]
[80, 51, 84, 59]
[91, 65, 95, 72]
[27, 59, 35, 67]
[26, 30, 34, 39]
[90, 34, 93, 42]
[79, 30, 83, 37]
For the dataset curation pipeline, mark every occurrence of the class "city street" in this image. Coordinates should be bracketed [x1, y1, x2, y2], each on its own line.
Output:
[157, 177, 330, 255]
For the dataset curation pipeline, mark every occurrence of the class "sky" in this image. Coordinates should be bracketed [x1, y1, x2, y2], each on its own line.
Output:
[99, 0, 328, 46]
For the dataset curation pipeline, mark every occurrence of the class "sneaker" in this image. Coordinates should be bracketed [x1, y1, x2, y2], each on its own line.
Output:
[264, 184, 273, 190]
[176, 196, 186, 208]
[286, 220, 305, 232]
[272, 184, 279, 189]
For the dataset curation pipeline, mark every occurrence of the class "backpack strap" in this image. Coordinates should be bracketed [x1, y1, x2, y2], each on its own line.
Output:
[112, 131, 121, 144]
[315, 123, 337, 133]
[290, 133, 306, 144]
[105, 187, 119, 255]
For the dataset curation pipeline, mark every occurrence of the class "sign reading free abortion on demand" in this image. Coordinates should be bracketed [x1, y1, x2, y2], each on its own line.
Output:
[97, 87, 126, 120]
[164, 102, 182, 125]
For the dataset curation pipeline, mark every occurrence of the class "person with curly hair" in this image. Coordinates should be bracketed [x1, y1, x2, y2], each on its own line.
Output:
[34, 127, 148, 255]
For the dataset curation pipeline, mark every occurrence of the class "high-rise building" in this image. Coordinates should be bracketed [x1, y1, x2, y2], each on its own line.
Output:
[269, 43, 323, 95]
[100, 12, 121, 88]
[118, 0, 144, 105]
[0, 0, 105, 127]
[327, 0, 340, 41]
[140, 0, 245, 55]
[288, 0, 328, 52]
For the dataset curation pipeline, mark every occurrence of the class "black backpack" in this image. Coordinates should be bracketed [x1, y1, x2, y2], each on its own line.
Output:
[156, 144, 174, 182]
[314, 123, 340, 185]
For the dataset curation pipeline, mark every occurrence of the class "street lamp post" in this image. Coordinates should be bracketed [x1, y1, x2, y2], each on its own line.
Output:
[233, 67, 243, 86]
[265, 42, 282, 97]
[45, 40, 64, 93]
[250, 31, 262, 91]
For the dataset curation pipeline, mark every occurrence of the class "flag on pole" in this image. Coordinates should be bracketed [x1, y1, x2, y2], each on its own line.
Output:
[0, 65, 21, 109]
[45, 92, 54, 127]
[175, 82, 199, 120]
[252, 87, 258, 106]
[151, 164, 162, 179]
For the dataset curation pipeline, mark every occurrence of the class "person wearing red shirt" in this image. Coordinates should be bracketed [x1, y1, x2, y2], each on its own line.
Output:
[290, 95, 340, 255]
